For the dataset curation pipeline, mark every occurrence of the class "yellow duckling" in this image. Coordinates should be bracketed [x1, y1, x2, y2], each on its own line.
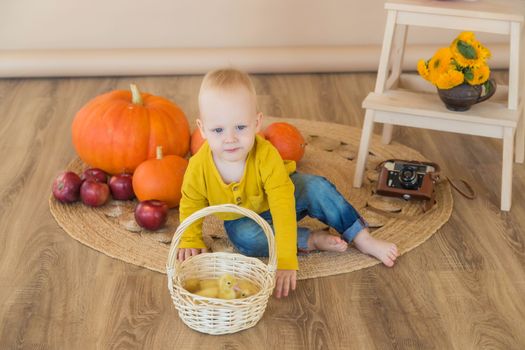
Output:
[199, 278, 219, 290]
[235, 279, 260, 298]
[182, 278, 201, 293]
[195, 286, 219, 298]
[217, 274, 237, 300]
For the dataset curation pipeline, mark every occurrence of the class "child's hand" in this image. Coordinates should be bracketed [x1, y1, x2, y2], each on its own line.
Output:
[274, 269, 297, 298]
[177, 248, 208, 262]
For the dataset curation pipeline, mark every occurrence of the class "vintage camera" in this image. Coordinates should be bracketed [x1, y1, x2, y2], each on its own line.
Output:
[376, 160, 435, 201]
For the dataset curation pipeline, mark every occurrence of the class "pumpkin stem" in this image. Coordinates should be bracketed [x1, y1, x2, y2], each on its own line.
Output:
[156, 146, 163, 160]
[130, 84, 143, 105]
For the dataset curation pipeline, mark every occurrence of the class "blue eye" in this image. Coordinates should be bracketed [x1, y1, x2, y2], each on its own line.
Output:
[212, 128, 223, 134]
[236, 125, 247, 131]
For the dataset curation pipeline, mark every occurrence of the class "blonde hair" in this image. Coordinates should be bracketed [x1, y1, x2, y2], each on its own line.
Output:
[198, 68, 258, 110]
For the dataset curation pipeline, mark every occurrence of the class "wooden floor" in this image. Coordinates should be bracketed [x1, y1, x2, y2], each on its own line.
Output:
[1, 72, 524, 349]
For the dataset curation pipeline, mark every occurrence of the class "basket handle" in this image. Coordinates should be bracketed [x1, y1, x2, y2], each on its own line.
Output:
[166, 204, 277, 291]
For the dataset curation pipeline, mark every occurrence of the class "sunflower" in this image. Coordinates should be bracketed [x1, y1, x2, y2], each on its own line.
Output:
[450, 31, 491, 67]
[435, 69, 465, 90]
[427, 47, 455, 84]
[465, 62, 491, 85]
[417, 59, 431, 81]
[456, 31, 476, 44]
[476, 43, 491, 62]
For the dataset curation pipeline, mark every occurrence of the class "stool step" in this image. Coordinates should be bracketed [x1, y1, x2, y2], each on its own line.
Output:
[363, 90, 519, 128]
[386, 0, 524, 23]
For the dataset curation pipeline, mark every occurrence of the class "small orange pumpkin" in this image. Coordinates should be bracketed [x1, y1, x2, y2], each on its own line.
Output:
[132, 146, 188, 208]
[190, 128, 205, 155]
[263, 122, 306, 162]
[72, 84, 190, 174]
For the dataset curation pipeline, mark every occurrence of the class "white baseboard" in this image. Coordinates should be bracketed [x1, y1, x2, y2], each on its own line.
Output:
[0, 44, 509, 78]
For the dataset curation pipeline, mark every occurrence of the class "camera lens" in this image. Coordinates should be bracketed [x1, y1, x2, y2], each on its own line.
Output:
[398, 166, 418, 187]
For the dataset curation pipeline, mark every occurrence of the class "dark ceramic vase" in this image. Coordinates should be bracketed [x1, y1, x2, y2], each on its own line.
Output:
[437, 78, 496, 112]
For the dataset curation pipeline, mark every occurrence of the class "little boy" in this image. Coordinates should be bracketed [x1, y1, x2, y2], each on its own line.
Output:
[178, 68, 398, 298]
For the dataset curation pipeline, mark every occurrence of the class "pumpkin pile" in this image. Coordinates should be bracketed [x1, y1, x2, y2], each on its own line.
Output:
[53, 84, 191, 231]
[54, 85, 308, 232]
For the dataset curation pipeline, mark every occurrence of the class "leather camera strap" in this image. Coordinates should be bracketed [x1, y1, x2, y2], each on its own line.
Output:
[365, 202, 419, 221]
[367, 184, 436, 221]
[445, 176, 476, 199]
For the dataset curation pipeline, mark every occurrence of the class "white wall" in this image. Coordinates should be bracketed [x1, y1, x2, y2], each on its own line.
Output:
[0, 0, 516, 77]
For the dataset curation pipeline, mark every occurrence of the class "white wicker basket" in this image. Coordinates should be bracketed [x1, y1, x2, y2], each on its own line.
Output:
[166, 204, 277, 335]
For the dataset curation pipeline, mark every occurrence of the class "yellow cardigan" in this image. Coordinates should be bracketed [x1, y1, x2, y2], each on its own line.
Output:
[178, 135, 298, 270]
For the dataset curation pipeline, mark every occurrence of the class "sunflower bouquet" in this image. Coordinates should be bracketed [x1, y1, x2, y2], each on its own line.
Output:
[417, 31, 492, 90]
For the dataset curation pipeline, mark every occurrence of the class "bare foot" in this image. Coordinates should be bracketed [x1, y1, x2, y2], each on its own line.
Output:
[307, 230, 348, 252]
[353, 229, 399, 267]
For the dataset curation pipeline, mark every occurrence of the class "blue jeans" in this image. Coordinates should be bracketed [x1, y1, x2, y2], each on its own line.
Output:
[223, 172, 368, 257]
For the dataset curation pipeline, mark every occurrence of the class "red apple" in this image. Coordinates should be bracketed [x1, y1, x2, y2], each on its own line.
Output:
[81, 168, 108, 183]
[109, 173, 135, 200]
[80, 180, 110, 207]
[52, 171, 82, 203]
[134, 200, 169, 230]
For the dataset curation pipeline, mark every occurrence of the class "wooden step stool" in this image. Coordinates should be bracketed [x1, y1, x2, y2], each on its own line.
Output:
[353, 0, 524, 211]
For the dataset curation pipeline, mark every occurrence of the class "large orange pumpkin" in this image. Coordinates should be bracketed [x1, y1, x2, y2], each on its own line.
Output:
[72, 84, 190, 175]
[263, 122, 306, 162]
[132, 146, 188, 208]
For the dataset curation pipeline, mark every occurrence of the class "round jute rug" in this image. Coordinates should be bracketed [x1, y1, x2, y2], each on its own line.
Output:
[49, 117, 453, 280]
